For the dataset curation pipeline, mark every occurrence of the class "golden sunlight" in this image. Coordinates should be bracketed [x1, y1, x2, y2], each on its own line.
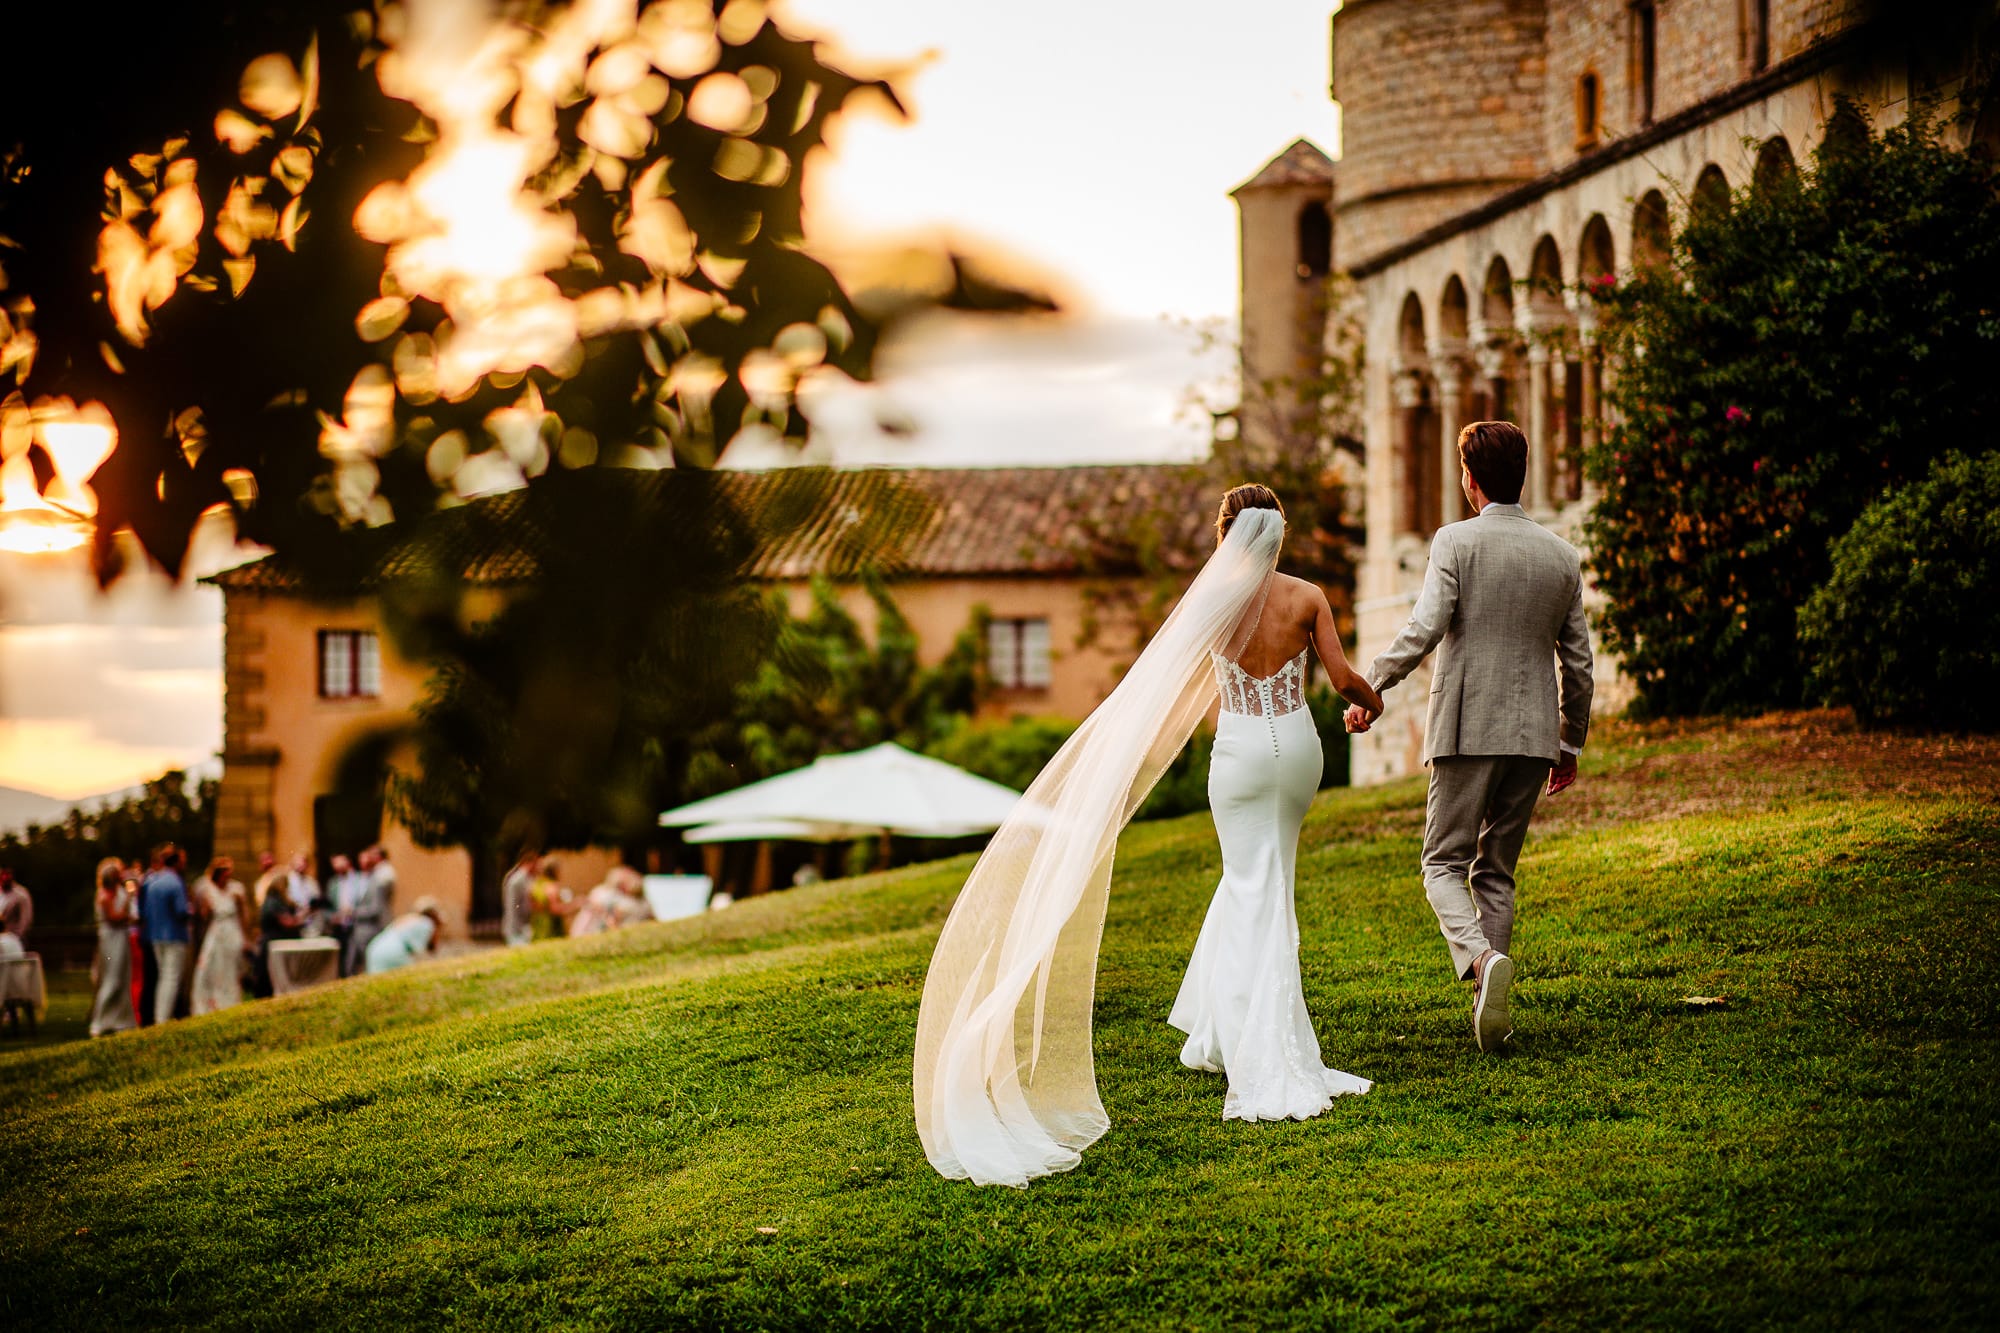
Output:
[0, 397, 115, 554]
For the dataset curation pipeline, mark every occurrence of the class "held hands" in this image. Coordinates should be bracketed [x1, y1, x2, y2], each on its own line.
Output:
[1342, 703, 1380, 734]
[1546, 752, 1578, 796]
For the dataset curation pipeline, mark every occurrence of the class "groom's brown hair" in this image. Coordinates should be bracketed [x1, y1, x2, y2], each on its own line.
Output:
[1457, 421, 1528, 504]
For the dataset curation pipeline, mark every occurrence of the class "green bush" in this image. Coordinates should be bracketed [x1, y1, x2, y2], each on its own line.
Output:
[1305, 685, 1354, 789]
[1799, 452, 2000, 730]
[924, 715, 1079, 794]
[1585, 100, 2000, 715]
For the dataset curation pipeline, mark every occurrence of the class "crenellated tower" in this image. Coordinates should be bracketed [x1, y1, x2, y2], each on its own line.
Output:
[1329, 0, 1551, 273]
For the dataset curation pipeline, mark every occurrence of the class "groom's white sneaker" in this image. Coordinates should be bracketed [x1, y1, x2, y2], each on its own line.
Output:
[1474, 953, 1515, 1052]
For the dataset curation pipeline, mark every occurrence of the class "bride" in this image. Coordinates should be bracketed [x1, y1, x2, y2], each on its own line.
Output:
[914, 485, 1384, 1187]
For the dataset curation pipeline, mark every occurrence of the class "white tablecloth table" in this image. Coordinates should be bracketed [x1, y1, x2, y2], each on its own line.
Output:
[268, 939, 341, 995]
[642, 874, 714, 921]
[0, 954, 46, 1030]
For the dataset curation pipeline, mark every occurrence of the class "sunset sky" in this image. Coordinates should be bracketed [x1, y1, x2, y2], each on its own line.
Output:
[0, 0, 1344, 802]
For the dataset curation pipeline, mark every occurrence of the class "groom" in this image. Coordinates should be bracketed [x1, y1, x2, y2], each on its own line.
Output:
[1345, 420, 1594, 1052]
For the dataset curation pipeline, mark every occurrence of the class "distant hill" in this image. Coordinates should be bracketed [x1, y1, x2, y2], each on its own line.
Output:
[0, 785, 73, 835]
[0, 759, 223, 837]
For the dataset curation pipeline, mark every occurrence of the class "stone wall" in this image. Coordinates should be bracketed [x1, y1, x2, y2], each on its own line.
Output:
[1543, 1, 1631, 159]
[1330, 0, 1550, 271]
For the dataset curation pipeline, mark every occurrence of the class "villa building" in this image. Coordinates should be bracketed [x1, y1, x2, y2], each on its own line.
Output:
[203, 464, 1215, 934]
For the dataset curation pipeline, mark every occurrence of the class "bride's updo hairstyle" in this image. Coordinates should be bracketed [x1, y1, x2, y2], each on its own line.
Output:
[1216, 483, 1284, 544]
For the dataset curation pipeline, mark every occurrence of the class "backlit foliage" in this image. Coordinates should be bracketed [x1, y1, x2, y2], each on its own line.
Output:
[0, 1, 930, 579]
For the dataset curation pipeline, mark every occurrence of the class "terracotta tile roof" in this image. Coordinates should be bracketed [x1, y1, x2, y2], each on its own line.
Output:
[1232, 139, 1335, 194]
[205, 464, 1220, 591]
[735, 465, 1218, 579]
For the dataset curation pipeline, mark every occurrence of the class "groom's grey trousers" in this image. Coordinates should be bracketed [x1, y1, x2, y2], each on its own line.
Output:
[1423, 755, 1549, 980]
[1366, 503, 1596, 983]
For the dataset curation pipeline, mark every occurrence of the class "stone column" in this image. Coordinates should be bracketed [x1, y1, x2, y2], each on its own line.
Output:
[1550, 355, 1572, 506]
[1392, 369, 1426, 534]
[1525, 341, 1552, 514]
[1579, 330, 1603, 504]
[1432, 352, 1469, 526]
[1474, 338, 1515, 430]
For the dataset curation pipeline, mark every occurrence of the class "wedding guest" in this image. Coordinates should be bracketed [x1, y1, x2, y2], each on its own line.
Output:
[250, 851, 282, 921]
[0, 867, 32, 944]
[88, 859, 137, 1037]
[364, 896, 445, 974]
[252, 871, 306, 999]
[530, 858, 578, 940]
[284, 852, 320, 915]
[607, 867, 652, 928]
[140, 845, 192, 1025]
[363, 844, 397, 917]
[568, 873, 618, 938]
[500, 850, 540, 947]
[131, 856, 154, 1025]
[345, 847, 393, 976]
[328, 853, 367, 976]
[191, 856, 250, 1016]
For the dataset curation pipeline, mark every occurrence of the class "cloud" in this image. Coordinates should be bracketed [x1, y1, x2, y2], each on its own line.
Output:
[0, 548, 223, 796]
[0, 718, 214, 802]
[726, 313, 1228, 469]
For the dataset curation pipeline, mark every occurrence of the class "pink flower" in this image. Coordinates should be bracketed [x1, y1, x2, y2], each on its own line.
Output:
[1752, 459, 1763, 473]
[1725, 405, 1749, 424]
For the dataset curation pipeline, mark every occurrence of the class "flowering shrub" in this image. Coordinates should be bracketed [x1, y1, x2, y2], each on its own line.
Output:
[1799, 452, 2000, 730]
[1584, 101, 2000, 716]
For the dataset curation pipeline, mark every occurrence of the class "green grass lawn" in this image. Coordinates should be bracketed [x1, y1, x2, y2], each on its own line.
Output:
[4, 713, 1997, 1330]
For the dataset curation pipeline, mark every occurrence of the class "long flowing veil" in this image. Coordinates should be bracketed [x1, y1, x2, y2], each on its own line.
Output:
[913, 507, 1285, 1186]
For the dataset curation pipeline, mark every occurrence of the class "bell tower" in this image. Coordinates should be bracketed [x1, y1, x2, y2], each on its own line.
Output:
[1231, 139, 1335, 466]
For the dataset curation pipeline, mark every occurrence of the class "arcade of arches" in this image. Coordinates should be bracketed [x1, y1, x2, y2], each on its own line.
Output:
[1381, 151, 1774, 540]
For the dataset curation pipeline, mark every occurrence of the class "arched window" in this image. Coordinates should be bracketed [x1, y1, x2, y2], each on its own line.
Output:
[1744, 0, 1770, 73]
[1439, 275, 1469, 343]
[1398, 292, 1427, 366]
[1482, 256, 1515, 331]
[1395, 293, 1438, 536]
[1753, 136, 1797, 194]
[1631, 1, 1657, 128]
[1296, 201, 1332, 278]
[1576, 71, 1602, 151]
[1632, 190, 1671, 267]
[1692, 164, 1731, 219]
[1479, 257, 1517, 421]
[1528, 235, 1565, 321]
[1579, 215, 1615, 290]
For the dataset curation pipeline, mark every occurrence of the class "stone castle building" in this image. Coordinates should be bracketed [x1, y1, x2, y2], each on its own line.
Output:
[1236, 0, 1999, 783]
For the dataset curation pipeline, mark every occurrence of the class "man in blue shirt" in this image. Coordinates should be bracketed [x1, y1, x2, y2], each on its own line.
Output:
[141, 845, 192, 1025]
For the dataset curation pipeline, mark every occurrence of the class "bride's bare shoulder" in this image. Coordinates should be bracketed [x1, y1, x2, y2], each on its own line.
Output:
[1271, 572, 1328, 609]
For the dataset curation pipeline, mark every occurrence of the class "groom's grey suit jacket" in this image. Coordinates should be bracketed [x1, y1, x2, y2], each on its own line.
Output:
[1368, 503, 1594, 765]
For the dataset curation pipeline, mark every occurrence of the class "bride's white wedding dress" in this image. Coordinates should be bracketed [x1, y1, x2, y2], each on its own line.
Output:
[915, 508, 1364, 1187]
[1170, 648, 1372, 1119]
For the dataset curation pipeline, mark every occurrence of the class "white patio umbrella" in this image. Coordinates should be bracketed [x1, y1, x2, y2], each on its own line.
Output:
[659, 743, 1022, 840]
[681, 819, 877, 845]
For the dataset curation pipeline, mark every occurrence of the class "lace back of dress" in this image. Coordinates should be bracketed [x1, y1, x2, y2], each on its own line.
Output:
[1212, 648, 1310, 718]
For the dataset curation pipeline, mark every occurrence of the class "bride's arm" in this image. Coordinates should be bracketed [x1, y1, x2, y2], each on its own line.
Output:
[1309, 587, 1382, 716]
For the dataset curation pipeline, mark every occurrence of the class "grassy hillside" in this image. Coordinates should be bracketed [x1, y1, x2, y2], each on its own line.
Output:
[3, 713, 1996, 1330]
